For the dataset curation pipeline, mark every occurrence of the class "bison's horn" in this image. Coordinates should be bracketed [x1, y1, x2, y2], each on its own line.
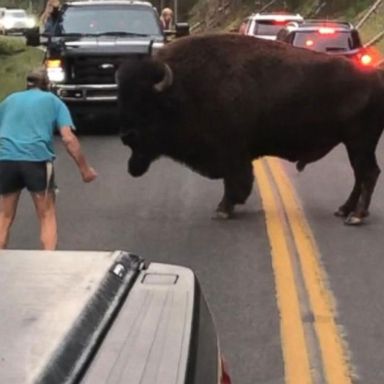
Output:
[153, 63, 173, 92]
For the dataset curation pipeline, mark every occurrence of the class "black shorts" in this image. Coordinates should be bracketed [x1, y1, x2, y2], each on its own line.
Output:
[0, 161, 56, 195]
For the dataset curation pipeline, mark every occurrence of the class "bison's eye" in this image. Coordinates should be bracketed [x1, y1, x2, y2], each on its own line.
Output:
[121, 130, 139, 146]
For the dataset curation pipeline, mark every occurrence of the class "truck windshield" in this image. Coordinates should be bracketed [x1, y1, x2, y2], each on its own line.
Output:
[57, 5, 161, 36]
[7, 10, 26, 18]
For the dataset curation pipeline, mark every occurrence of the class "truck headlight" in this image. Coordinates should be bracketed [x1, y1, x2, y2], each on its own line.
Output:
[4, 19, 14, 29]
[46, 59, 65, 82]
[26, 17, 36, 28]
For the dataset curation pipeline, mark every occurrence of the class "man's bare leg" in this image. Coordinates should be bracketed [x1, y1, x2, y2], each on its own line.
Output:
[0, 191, 21, 249]
[31, 191, 57, 250]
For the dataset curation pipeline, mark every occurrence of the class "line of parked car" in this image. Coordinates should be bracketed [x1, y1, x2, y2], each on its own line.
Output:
[0, 7, 36, 36]
[239, 12, 381, 68]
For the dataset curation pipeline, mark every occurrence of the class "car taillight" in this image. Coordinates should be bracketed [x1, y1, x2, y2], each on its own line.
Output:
[220, 357, 232, 384]
[319, 27, 335, 34]
[360, 54, 373, 66]
[273, 20, 287, 25]
[305, 39, 314, 47]
[274, 16, 287, 22]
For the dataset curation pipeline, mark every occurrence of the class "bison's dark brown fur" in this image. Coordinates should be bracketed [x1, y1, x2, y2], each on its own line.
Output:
[118, 33, 384, 224]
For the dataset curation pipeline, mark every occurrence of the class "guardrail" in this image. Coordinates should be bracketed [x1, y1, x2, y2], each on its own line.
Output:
[364, 29, 384, 48]
[376, 57, 384, 67]
[356, 0, 384, 29]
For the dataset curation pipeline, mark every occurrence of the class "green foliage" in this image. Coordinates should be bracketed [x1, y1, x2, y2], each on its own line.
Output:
[357, 0, 384, 55]
[0, 46, 43, 100]
[339, 0, 372, 19]
[0, 35, 26, 55]
[286, 0, 305, 9]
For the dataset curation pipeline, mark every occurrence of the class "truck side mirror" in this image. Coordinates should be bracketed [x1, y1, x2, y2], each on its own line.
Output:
[25, 27, 40, 47]
[175, 23, 190, 38]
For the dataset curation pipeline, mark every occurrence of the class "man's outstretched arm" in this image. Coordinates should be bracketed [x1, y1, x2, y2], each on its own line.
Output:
[60, 126, 97, 182]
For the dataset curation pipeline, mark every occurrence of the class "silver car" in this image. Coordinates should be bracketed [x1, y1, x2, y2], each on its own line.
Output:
[243, 12, 304, 40]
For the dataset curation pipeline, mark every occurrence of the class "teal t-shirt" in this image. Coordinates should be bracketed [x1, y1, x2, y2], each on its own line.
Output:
[0, 89, 74, 161]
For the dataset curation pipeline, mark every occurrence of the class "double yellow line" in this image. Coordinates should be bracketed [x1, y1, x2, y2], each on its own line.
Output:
[254, 158, 352, 384]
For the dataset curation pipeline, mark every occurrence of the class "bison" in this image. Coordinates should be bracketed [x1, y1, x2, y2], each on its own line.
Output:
[117, 33, 384, 225]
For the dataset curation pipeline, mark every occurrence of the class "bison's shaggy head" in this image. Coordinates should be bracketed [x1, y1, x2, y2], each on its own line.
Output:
[117, 59, 174, 177]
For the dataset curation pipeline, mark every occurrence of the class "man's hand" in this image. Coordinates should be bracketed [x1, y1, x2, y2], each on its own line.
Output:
[60, 127, 97, 183]
[81, 166, 98, 183]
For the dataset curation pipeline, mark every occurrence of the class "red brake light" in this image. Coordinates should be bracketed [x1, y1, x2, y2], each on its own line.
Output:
[306, 39, 314, 47]
[220, 357, 232, 384]
[360, 54, 373, 66]
[319, 27, 335, 34]
[274, 15, 287, 22]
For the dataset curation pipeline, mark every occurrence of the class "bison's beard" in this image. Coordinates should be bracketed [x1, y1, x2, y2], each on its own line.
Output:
[128, 151, 152, 177]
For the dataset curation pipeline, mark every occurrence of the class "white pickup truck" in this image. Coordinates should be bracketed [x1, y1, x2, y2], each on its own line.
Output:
[0, 8, 36, 35]
[0, 250, 231, 384]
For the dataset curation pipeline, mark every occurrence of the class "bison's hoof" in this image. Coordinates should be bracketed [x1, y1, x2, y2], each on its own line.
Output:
[344, 214, 364, 226]
[335, 208, 369, 219]
[128, 156, 150, 177]
[296, 161, 306, 172]
[212, 210, 232, 220]
[334, 208, 349, 218]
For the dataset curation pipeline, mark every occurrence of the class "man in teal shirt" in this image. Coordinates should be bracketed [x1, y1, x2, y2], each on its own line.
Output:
[0, 68, 97, 249]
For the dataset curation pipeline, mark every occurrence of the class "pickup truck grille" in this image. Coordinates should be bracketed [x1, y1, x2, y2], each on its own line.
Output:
[68, 55, 130, 84]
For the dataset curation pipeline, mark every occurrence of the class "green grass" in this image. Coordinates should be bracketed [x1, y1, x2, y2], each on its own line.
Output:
[0, 45, 44, 101]
[0, 35, 26, 55]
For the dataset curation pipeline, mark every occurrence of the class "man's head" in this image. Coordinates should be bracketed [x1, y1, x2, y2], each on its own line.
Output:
[26, 68, 50, 91]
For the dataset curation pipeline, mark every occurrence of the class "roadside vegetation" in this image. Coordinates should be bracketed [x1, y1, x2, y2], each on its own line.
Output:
[0, 36, 43, 100]
[356, 3, 384, 55]
[189, 0, 384, 52]
[0, 35, 26, 54]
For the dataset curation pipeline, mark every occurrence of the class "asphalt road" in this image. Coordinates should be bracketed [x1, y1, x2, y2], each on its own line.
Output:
[7, 133, 384, 384]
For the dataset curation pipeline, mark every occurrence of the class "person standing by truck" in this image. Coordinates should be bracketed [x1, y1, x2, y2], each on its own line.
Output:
[160, 7, 173, 30]
[0, 68, 97, 250]
[40, 0, 62, 34]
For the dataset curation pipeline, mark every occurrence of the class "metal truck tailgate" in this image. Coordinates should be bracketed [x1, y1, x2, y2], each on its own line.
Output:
[81, 263, 195, 384]
[0, 250, 142, 384]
